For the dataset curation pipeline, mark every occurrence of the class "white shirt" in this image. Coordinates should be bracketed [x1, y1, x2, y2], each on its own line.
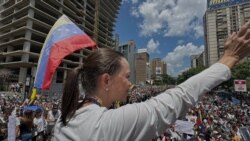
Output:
[47, 110, 61, 125]
[16, 117, 20, 126]
[54, 63, 231, 141]
[33, 117, 45, 132]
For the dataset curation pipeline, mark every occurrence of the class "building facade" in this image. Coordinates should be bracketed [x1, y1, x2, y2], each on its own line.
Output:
[118, 40, 136, 84]
[0, 0, 121, 94]
[191, 52, 205, 68]
[135, 49, 149, 85]
[150, 58, 167, 80]
[204, 0, 250, 66]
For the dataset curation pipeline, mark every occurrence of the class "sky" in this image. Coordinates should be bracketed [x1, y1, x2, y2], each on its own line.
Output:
[114, 0, 207, 77]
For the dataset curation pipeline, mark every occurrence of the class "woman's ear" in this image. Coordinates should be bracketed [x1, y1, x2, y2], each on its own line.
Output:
[99, 73, 111, 88]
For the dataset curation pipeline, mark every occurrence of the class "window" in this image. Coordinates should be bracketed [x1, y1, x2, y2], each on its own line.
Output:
[56, 71, 64, 83]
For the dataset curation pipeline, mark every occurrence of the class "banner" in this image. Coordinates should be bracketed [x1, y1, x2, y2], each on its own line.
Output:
[234, 79, 247, 92]
[207, 0, 250, 10]
[175, 120, 195, 135]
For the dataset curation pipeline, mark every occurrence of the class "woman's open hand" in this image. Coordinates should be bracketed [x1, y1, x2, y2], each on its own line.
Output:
[219, 20, 250, 68]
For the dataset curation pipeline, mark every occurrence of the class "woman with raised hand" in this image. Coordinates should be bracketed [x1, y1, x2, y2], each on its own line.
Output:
[54, 20, 250, 141]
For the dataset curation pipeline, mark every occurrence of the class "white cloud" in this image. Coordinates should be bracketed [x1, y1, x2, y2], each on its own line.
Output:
[179, 67, 190, 74]
[177, 40, 184, 44]
[131, 0, 206, 38]
[147, 38, 160, 53]
[162, 43, 204, 76]
[191, 22, 204, 38]
[131, 7, 140, 17]
[131, 0, 139, 4]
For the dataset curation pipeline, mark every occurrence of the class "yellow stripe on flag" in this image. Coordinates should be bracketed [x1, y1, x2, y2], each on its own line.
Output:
[29, 88, 37, 104]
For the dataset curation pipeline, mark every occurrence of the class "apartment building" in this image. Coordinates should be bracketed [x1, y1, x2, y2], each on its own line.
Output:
[0, 0, 121, 94]
[150, 58, 167, 80]
[204, 0, 250, 66]
[135, 49, 149, 85]
[191, 52, 205, 68]
[118, 40, 136, 84]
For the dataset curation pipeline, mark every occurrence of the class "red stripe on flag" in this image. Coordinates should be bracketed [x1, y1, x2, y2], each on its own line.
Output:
[42, 34, 96, 89]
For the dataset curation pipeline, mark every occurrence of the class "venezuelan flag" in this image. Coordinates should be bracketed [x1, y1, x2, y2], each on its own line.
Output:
[34, 15, 96, 90]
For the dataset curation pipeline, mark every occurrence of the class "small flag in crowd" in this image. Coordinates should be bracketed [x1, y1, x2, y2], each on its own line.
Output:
[196, 110, 202, 126]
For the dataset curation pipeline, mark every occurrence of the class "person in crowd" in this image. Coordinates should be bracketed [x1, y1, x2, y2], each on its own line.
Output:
[46, 104, 60, 139]
[40, 109, 49, 141]
[33, 108, 45, 141]
[10, 83, 15, 92]
[54, 20, 250, 141]
[0, 107, 12, 140]
[0, 106, 20, 141]
[168, 125, 181, 140]
[231, 131, 241, 141]
[19, 110, 34, 141]
[15, 83, 20, 92]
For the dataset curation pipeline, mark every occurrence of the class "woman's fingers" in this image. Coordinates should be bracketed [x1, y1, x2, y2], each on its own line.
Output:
[220, 20, 250, 69]
[241, 29, 250, 42]
[226, 28, 250, 49]
[236, 28, 250, 51]
[237, 20, 250, 37]
[244, 38, 250, 46]
[224, 32, 236, 49]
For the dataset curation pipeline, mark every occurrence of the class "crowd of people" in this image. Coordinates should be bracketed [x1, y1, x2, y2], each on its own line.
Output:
[128, 85, 167, 104]
[128, 86, 250, 141]
[1, 85, 250, 141]
[0, 93, 61, 141]
[9, 83, 22, 93]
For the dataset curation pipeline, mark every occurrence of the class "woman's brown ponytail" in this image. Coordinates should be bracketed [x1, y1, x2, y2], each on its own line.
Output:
[61, 65, 83, 125]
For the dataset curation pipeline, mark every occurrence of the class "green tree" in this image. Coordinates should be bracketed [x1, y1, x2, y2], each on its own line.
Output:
[208, 61, 250, 91]
[175, 61, 250, 91]
[162, 74, 176, 85]
[232, 61, 250, 79]
[153, 80, 163, 85]
[177, 66, 207, 84]
[231, 61, 250, 90]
